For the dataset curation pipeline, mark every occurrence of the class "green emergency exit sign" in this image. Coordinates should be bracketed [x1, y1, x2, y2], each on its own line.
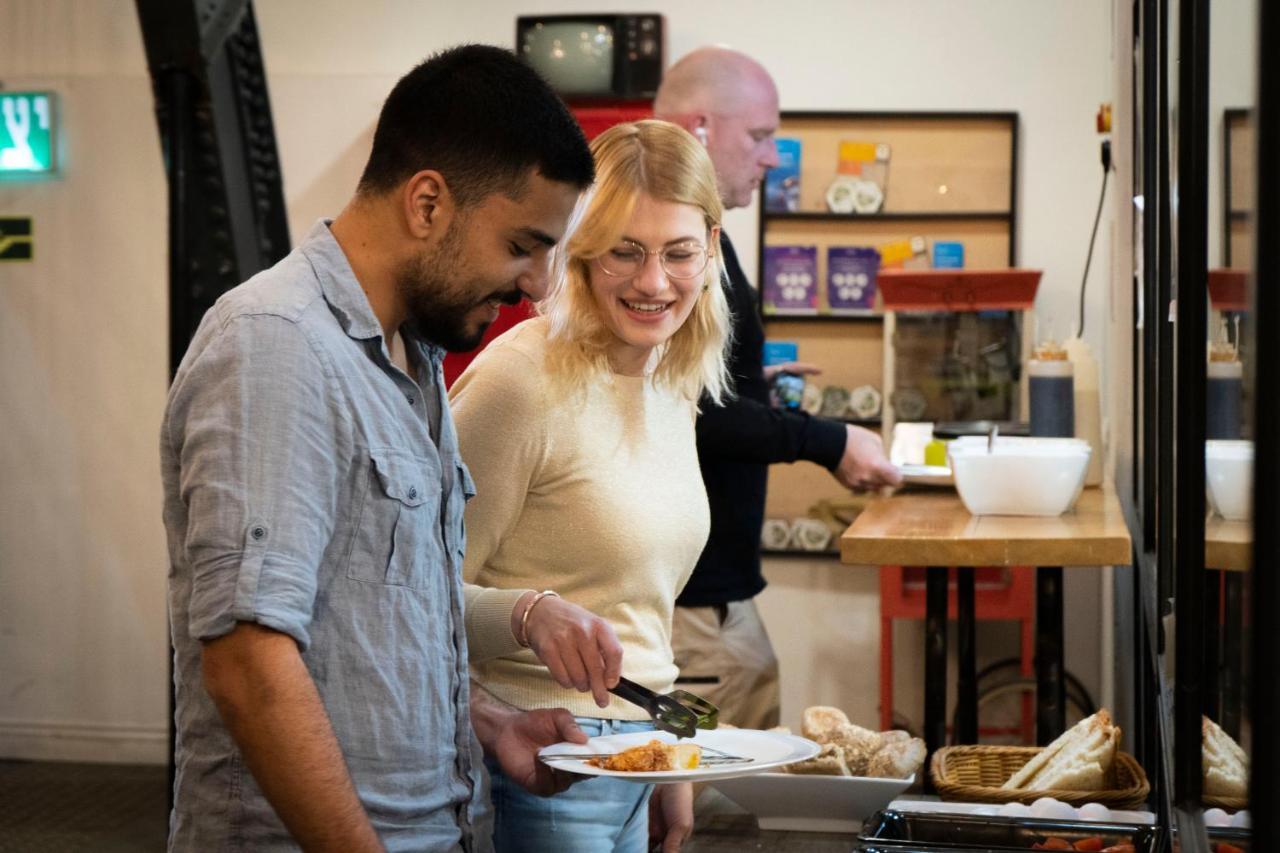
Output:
[0, 91, 56, 175]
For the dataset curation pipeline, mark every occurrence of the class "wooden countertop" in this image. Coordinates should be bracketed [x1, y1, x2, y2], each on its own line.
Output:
[1206, 517, 1251, 571]
[840, 486, 1131, 567]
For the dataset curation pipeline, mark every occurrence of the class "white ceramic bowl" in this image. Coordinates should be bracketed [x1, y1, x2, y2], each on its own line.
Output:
[710, 772, 914, 832]
[1206, 440, 1253, 521]
[948, 437, 1091, 517]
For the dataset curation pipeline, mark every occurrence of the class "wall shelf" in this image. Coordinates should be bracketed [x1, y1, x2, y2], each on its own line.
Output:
[763, 210, 1012, 224]
[757, 111, 1020, 521]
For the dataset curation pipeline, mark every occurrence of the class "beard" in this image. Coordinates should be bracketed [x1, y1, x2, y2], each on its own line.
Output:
[395, 220, 521, 352]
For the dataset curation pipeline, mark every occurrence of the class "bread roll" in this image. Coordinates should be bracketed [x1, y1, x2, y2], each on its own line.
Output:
[786, 743, 850, 776]
[867, 736, 927, 779]
[802, 706, 850, 741]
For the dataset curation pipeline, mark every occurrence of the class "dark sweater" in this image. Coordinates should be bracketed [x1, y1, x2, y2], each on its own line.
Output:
[676, 233, 849, 607]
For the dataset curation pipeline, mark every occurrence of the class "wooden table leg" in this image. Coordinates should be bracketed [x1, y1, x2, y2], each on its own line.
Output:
[1222, 572, 1244, 738]
[924, 566, 949, 787]
[1035, 566, 1066, 744]
[956, 567, 978, 744]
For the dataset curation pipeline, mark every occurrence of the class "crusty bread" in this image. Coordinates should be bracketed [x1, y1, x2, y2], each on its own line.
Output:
[1003, 710, 1120, 791]
[792, 706, 925, 779]
[1202, 716, 1248, 799]
[829, 723, 881, 775]
[786, 742, 851, 776]
[866, 736, 927, 779]
[802, 706, 850, 741]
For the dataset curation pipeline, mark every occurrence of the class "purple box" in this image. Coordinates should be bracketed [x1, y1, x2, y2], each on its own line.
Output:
[827, 246, 880, 314]
[762, 245, 818, 314]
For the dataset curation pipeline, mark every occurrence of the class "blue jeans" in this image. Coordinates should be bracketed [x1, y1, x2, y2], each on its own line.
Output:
[487, 716, 656, 853]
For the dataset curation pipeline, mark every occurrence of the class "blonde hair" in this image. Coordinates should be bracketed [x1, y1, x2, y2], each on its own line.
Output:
[540, 120, 732, 404]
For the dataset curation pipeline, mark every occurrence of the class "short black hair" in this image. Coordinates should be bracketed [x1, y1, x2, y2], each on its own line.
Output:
[358, 44, 594, 205]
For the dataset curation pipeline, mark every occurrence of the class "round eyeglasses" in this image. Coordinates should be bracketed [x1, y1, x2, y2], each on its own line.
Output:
[595, 241, 713, 280]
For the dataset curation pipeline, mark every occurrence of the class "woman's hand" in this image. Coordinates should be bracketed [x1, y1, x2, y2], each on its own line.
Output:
[648, 782, 694, 852]
[516, 594, 624, 708]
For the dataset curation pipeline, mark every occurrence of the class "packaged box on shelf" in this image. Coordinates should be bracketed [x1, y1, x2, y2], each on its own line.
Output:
[827, 246, 880, 314]
[764, 138, 802, 212]
[762, 245, 818, 314]
[932, 240, 965, 269]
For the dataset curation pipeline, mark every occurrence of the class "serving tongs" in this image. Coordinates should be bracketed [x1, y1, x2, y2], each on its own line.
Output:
[609, 676, 719, 739]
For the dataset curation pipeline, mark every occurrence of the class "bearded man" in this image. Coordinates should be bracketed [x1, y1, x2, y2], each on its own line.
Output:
[161, 44, 623, 852]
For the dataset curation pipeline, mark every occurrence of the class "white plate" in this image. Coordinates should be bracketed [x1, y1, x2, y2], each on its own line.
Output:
[712, 772, 915, 832]
[897, 463, 954, 487]
[537, 728, 820, 783]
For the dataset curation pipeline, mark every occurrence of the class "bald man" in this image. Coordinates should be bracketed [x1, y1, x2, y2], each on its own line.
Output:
[655, 47, 901, 730]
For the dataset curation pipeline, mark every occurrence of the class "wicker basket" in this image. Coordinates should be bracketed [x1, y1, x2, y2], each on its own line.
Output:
[930, 745, 1151, 810]
[1203, 793, 1248, 812]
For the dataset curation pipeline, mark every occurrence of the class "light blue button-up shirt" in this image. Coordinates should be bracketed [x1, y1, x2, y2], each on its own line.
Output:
[161, 220, 490, 852]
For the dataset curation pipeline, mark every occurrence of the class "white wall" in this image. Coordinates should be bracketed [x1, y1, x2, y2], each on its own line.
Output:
[0, 0, 1114, 761]
[0, 2, 169, 762]
[1209, 0, 1258, 267]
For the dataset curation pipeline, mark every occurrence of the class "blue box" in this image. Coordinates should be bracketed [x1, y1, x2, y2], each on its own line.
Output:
[932, 241, 965, 269]
[763, 341, 799, 366]
[764, 138, 802, 212]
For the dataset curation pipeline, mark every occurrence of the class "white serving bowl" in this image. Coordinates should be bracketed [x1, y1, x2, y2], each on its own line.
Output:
[1206, 440, 1253, 521]
[948, 437, 1091, 517]
[711, 772, 914, 833]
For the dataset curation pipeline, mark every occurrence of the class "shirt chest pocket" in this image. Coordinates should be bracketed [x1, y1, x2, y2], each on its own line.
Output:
[347, 448, 444, 590]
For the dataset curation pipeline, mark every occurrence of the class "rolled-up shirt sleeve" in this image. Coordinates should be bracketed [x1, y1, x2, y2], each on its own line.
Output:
[165, 313, 344, 650]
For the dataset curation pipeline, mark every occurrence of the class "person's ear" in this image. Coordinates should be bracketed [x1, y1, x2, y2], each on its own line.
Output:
[402, 169, 454, 239]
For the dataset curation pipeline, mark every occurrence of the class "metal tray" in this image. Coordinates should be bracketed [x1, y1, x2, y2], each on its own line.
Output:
[860, 809, 1161, 852]
[1207, 826, 1251, 851]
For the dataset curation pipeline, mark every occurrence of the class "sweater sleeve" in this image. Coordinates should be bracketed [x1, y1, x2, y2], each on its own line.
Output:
[449, 343, 544, 663]
[695, 393, 848, 470]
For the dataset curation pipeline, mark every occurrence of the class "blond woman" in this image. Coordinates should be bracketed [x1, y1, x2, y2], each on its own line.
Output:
[450, 120, 730, 853]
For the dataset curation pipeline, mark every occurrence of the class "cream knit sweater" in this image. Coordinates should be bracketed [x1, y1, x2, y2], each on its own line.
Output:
[451, 318, 710, 720]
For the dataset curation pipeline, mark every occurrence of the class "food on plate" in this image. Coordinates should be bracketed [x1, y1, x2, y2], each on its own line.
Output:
[1203, 715, 1248, 799]
[785, 705, 925, 780]
[1003, 710, 1120, 792]
[585, 739, 701, 772]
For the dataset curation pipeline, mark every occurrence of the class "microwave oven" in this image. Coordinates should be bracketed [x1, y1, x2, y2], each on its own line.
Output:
[516, 14, 664, 100]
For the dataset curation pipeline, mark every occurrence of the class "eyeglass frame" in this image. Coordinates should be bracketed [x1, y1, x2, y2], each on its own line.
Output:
[593, 238, 716, 281]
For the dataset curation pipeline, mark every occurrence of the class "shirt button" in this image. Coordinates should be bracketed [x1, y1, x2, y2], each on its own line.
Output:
[407, 486, 418, 500]
[406, 394, 415, 405]
[251, 525, 267, 540]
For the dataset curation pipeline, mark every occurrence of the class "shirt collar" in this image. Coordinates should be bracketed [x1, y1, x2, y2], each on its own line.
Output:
[300, 219, 383, 342]
[300, 219, 447, 368]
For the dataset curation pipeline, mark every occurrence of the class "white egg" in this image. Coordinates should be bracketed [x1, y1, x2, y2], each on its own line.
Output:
[1029, 797, 1079, 820]
[1078, 802, 1112, 821]
[1230, 809, 1252, 828]
[999, 801, 1032, 817]
[1203, 807, 1232, 827]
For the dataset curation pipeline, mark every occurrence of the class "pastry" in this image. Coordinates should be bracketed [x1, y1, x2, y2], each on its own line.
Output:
[586, 739, 701, 772]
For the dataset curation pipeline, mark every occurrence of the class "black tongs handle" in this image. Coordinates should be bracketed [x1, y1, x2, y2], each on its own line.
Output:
[609, 676, 660, 711]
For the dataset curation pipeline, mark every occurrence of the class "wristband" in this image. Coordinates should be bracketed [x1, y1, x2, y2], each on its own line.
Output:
[517, 590, 560, 648]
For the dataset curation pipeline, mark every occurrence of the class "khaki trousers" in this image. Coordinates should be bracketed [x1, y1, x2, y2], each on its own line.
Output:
[670, 599, 781, 730]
